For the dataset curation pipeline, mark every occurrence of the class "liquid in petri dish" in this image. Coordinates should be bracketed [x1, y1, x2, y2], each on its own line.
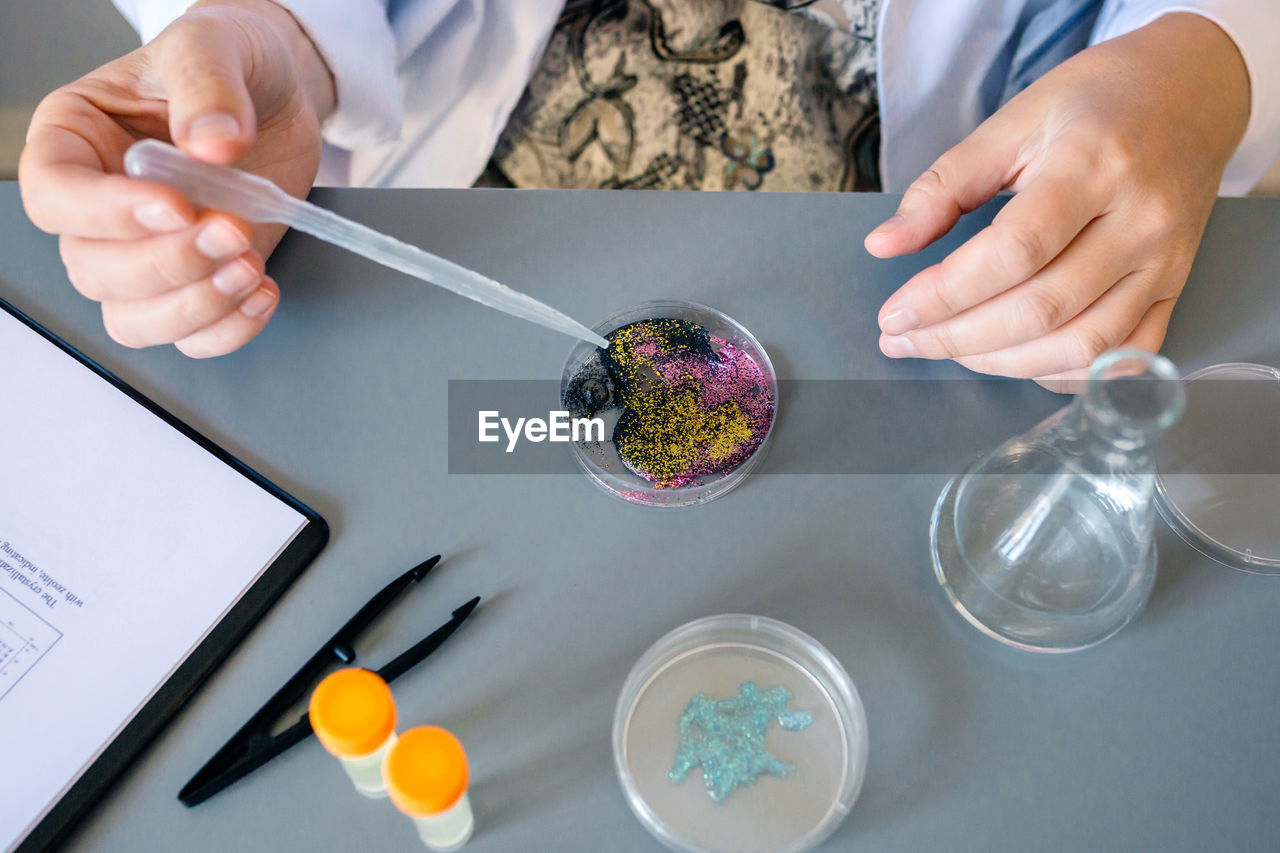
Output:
[669, 680, 813, 803]
[563, 318, 775, 488]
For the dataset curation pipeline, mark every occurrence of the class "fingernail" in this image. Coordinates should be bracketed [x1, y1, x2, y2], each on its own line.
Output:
[239, 286, 277, 318]
[212, 259, 260, 296]
[134, 202, 186, 232]
[880, 335, 918, 359]
[868, 213, 905, 239]
[880, 307, 922, 336]
[196, 222, 250, 260]
[187, 112, 240, 145]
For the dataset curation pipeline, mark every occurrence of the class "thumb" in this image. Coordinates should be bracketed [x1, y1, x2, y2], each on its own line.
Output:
[150, 11, 259, 164]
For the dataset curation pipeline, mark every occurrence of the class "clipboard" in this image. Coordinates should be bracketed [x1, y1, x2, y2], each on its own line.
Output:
[0, 297, 329, 853]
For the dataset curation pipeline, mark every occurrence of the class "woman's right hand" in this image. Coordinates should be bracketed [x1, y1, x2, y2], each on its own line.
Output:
[18, 0, 334, 357]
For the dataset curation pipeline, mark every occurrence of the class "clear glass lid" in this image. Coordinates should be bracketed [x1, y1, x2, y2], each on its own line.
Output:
[1154, 362, 1280, 574]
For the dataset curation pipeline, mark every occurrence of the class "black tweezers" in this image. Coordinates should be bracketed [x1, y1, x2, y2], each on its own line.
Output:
[179, 554, 479, 806]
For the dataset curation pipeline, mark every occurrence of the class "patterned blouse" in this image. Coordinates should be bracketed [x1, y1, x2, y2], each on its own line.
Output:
[490, 0, 883, 192]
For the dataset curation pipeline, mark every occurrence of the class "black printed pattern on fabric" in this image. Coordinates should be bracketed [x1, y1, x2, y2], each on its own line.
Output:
[491, 0, 882, 192]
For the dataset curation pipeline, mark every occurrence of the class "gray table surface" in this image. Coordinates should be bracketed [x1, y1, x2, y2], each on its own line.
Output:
[2, 184, 1278, 853]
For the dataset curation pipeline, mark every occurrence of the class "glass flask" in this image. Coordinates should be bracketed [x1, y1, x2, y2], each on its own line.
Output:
[930, 350, 1186, 652]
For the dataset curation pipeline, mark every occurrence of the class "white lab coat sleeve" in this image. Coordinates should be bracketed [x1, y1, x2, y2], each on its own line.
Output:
[1092, 1, 1280, 195]
[111, 0, 403, 151]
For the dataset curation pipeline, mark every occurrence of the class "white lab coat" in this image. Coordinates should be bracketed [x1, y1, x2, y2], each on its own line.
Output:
[114, 0, 1279, 195]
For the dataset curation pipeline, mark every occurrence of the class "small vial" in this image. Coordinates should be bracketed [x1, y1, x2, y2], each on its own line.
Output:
[309, 668, 398, 798]
[383, 726, 475, 851]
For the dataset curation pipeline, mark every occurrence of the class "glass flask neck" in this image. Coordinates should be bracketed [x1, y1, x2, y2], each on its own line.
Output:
[1068, 349, 1186, 464]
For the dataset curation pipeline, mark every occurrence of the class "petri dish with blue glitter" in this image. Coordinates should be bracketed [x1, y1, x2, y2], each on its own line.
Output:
[613, 615, 867, 853]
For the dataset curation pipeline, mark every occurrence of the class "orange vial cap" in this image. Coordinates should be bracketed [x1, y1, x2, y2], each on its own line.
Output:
[384, 726, 470, 816]
[308, 668, 397, 758]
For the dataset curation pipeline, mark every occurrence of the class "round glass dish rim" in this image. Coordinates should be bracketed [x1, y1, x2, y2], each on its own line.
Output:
[1153, 360, 1280, 573]
[559, 300, 780, 507]
[611, 614, 868, 853]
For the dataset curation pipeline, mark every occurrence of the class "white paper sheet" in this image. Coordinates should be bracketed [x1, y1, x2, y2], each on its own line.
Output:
[0, 308, 308, 850]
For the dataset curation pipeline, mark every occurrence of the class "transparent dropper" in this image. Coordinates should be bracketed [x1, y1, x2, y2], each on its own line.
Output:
[123, 139, 609, 349]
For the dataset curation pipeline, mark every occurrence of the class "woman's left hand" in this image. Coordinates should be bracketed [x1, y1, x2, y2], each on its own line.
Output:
[865, 13, 1251, 391]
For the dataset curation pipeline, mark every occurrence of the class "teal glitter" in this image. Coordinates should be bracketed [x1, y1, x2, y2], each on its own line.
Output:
[668, 681, 814, 803]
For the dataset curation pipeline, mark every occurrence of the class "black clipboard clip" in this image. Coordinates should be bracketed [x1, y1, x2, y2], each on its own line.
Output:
[178, 554, 479, 806]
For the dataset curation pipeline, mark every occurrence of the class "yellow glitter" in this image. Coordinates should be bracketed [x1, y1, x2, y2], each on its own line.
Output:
[607, 320, 755, 485]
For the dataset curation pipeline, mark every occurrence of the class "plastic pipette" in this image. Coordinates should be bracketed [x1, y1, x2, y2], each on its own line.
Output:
[123, 139, 609, 349]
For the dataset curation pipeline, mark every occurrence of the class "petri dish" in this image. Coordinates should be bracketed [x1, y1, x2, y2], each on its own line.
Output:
[560, 301, 777, 508]
[1154, 362, 1280, 574]
[613, 615, 867, 853]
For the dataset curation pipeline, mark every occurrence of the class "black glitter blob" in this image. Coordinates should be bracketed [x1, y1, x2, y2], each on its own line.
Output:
[562, 350, 618, 418]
